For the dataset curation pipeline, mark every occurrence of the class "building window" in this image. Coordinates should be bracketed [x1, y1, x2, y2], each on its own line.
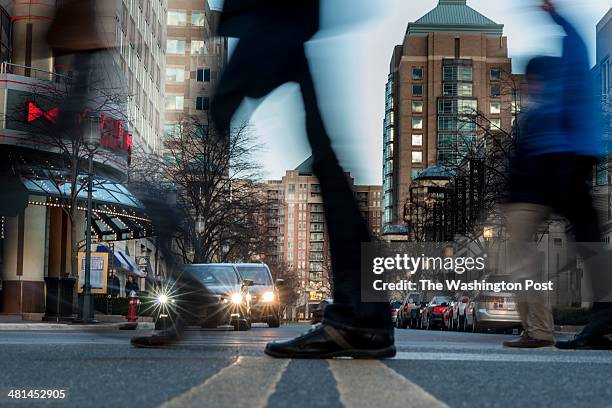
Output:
[412, 84, 423, 97]
[166, 39, 186, 54]
[491, 84, 501, 97]
[197, 68, 211, 82]
[166, 66, 185, 82]
[443, 83, 471, 96]
[164, 123, 180, 138]
[490, 118, 501, 129]
[196, 96, 210, 111]
[165, 95, 184, 111]
[490, 68, 502, 81]
[412, 101, 423, 113]
[490, 102, 501, 115]
[412, 67, 423, 80]
[191, 40, 205, 55]
[443, 65, 472, 82]
[412, 134, 423, 146]
[167, 11, 187, 26]
[412, 151, 423, 164]
[192, 11, 206, 27]
[412, 117, 423, 130]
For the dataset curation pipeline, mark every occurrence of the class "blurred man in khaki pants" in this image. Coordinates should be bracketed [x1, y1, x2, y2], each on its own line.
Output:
[503, 0, 606, 349]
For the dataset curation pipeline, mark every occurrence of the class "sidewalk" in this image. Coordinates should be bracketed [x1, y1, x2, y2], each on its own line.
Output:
[0, 314, 154, 331]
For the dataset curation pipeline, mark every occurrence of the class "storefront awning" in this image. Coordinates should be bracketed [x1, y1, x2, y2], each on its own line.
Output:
[21, 174, 153, 241]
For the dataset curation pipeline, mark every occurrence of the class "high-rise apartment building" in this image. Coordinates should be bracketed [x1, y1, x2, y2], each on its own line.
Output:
[264, 158, 382, 316]
[383, 0, 513, 231]
[164, 0, 227, 136]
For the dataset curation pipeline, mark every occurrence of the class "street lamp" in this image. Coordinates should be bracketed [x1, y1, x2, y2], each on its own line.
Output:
[79, 114, 101, 323]
[195, 214, 205, 234]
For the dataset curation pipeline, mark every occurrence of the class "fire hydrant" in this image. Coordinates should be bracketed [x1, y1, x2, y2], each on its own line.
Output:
[126, 291, 140, 323]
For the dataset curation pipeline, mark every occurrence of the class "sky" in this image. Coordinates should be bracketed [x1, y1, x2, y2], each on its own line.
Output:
[216, 0, 611, 185]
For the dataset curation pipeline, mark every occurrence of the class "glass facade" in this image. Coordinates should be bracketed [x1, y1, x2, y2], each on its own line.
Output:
[382, 74, 394, 229]
[438, 60, 477, 165]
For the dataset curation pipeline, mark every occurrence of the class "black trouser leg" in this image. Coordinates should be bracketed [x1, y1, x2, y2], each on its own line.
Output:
[559, 159, 611, 336]
[296, 50, 391, 333]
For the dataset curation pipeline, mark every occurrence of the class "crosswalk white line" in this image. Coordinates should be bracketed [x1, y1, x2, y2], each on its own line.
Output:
[158, 356, 289, 408]
[329, 360, 449, 408]
[394, 351, 612, 364]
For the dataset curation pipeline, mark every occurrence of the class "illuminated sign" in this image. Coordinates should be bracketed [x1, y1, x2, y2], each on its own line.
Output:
[27, 101, 59, 123]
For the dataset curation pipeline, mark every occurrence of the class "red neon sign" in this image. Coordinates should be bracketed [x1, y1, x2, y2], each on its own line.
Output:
[27, 101, 59, 123]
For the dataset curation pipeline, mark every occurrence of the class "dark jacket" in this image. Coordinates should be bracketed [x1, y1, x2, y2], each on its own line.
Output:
[125, 281, 140, 296]
[218, 0, 319, 41]
[517, 11, 603, 159]
[108, 275, 120, 297]
[211, 0, 321, 130]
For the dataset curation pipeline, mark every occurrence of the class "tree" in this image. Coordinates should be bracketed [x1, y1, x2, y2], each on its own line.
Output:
[130, 117, 265, 264]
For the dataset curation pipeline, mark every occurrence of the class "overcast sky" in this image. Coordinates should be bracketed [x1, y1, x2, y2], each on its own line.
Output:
[216, 0, 611, 185]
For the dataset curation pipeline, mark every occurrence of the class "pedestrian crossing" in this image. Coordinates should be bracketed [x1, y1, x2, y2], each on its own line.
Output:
[159, 357, 448, 408]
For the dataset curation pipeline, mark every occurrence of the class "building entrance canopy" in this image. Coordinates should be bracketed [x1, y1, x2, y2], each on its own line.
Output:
[21, 175, 153, 241]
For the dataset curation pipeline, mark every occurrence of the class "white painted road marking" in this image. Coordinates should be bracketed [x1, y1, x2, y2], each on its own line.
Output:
[394, 351, 612, 364]
[159, 356, 289, 408]
[329, 360, 449, 408]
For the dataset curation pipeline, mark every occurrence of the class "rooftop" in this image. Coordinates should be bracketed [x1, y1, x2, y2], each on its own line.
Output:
[407, 0, 503, 36]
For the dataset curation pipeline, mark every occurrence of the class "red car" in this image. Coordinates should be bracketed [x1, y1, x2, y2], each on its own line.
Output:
[421, 296, 452, 330]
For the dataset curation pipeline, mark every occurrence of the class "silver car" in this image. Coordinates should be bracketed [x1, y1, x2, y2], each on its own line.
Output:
[234, 263, 283, 327]
[464, 275, 521, 333]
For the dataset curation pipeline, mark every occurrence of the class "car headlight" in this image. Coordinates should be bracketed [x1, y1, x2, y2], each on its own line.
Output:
[157, 294, 169, 305]
[230, 293, 244, 304]
[262, 291, 275, 303]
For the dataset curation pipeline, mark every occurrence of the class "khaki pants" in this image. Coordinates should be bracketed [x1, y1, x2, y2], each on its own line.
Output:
[505, 203, 555, 341]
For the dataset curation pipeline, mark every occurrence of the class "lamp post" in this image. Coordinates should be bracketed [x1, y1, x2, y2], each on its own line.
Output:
[79, 115, 101, 323]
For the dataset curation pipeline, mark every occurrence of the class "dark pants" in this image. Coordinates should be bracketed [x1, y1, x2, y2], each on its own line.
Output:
[294, 50, 392, 333]
[510, 153, 612, 335]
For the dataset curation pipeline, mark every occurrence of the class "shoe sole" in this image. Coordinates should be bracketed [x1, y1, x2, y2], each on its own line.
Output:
[503, 343, 554, 349]
[264, 345, 397, 359]
[130, 340, 177, 349]
[555, 344, 612, 350]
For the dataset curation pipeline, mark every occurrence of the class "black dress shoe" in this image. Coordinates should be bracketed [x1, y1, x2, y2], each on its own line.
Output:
[131, 331, 179, 348]
[265, 324, 395, 359]
[555, 334, 612, 350]
[503, 335, 554, 348]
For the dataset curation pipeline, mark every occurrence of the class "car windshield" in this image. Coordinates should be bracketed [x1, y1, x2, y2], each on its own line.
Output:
[187, 265, 239, 285]
[431, 297, 450, 305]
[235, 266, 272, 285]
[390, 301, 402, 308]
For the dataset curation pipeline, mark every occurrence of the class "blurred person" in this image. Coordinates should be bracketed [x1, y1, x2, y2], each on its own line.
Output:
[503, 0, 608, 349]
[125, 275, 139, 297]
[132, 0, 395, 358]
[108, 271, 120, 298]
[46, 0, 116, 130]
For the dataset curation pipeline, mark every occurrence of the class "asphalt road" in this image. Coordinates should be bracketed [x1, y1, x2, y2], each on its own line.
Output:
[0, 324, 611, 408]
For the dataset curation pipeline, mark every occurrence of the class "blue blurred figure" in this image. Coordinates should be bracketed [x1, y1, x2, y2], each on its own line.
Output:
[503, 0, 609, 350]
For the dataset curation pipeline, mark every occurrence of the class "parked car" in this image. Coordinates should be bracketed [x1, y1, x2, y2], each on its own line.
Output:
[396, 292, 422, 329]
[421, 296, 452, 330]
[311, 298, 333, 324]
[390, 300, 402, 325]
[450, 292, 471, 331]
[443, 300, 456, 330]
[464, 275, 521, 333]
[234, 263, 283, 327]
[154, 263, 253, 331]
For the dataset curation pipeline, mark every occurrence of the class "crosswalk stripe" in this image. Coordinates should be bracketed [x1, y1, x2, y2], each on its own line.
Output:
[394, 351, 612, 364]
[329, 360, 448, 408]
[159, 356, 289, 408]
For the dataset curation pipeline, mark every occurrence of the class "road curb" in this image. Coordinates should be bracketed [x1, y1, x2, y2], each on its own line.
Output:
[0, 322, 155, 331]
